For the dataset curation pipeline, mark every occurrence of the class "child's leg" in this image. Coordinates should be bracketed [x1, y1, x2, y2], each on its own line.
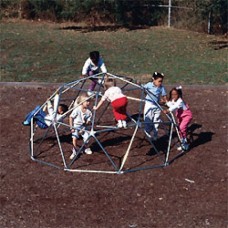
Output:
[111, 102, 122, 121]
[178, 115, 192, 151]
[71, 129, 80, 149]
[119, 103, 128, 120]
[111, 97, 128, 120]
[70, 136, 78, 159]
[72, 137, 77, 149]
[88, 79, 98, 91]
[88, 71, 98, 91]
[23, 106, 41, 126]
[109, 104, 122, 127]
[82, 131, 89, 143]
[144, 104, 154, 135]
[111, 107, 119, 121]
[82, 131, 92, 154]
[179, 116, 192, 139]
[153, 109, 161, 136]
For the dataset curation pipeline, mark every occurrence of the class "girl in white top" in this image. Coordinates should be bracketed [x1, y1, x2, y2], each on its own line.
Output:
[163, 86, 192, 150]
[93, 77, 128, 128]
[69, 93, 93, 159]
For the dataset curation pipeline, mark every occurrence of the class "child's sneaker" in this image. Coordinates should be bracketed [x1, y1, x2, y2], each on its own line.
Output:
[87, 90, 94, 96]
[152, 132, 158, 141]
[70, 148, 77, 159]
[177, 146, 183, 151]
[177, 143, 189, 151]
[97, 79, 104, 85]
[122, 120, 127, 129]
[84, 148, 92, 155]
[182, 143, 189, 151]
[22, 120, 30, 126]
[117, 120, 123, 128]
[179, 138, 189, 151]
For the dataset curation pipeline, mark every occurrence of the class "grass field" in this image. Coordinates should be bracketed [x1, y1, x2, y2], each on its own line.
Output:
[0, 20, 227, 84]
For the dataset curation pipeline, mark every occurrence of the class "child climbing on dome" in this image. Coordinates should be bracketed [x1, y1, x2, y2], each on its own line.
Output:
[93, 77, 128, 128]
[142, 72, 167, 140]
[163, 86, 193, 151]
[69, 93, 93, 159]
[22, 96, 68, 129]
[82, 51, 107, 95]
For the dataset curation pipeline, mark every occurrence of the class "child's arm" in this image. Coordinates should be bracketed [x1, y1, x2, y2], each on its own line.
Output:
[93, 99, 104, 111]
[69, 116, 75, 132]
[163, 99, 182, 114]
[163, 109, 170, 114]
[160, 95, 168, 104]
[100, 61, 107, 73]
[82, 58, 90, 77]
[47, 100, 52, 108]
[46, 100, 54, 116]
[134, 79, 141, 85]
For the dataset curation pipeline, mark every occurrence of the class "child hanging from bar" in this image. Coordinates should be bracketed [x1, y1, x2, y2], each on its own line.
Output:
[69, 93, 93, 159]
[163, 86, 193, 151]
[22, 94, 68, 129]
[93, 77, 128, 128]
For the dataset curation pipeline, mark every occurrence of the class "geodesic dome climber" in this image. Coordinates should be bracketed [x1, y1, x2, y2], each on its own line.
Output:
[28, 72, 186, 174]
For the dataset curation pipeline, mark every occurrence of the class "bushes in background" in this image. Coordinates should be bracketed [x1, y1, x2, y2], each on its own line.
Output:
[0, 0, 227, 34]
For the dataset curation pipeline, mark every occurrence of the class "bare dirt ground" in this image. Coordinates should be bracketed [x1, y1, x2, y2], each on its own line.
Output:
[0, 83, 227, 228]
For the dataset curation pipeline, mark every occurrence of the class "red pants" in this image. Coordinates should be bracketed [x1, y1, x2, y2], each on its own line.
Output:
[111, 97, 128, 121]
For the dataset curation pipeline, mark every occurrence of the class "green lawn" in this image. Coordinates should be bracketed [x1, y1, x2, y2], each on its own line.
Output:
[0, 21, 227, 84]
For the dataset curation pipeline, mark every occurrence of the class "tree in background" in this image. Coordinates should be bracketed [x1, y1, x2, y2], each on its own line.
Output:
[196, 0, 227, 34]
[114, 0, 164, 26]
[0, 0, 227, 34]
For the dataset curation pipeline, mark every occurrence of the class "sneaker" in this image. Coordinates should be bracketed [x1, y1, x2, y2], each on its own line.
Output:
[87, 91, 102, 97]
[177, 142, 189, 151]
[177, 146, 183, 151]
[122, 120, 127, 129]
[182, 143, 189, 151]
[87, 90, 94, 96]
[117, 120, 123, 128]
[70, 148, 77, 159]
[22, 120, 30, 126]
[84, 148, 92, 155]
[97, 79, 104, 85]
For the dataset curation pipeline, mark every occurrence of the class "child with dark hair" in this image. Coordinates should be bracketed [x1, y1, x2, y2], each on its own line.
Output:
[163, 86, 193, 151]
[142, 72, 167, 140]
[23, 101, 68, 129]
[82, 51, 107, 94]
[93, 77, 128, 128]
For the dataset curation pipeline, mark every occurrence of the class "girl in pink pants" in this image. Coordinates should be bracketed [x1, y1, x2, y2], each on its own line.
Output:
[163, 86, 192, 151]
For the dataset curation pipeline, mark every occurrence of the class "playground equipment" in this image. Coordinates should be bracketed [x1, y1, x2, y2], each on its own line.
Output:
[28, 72, 186, 174]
